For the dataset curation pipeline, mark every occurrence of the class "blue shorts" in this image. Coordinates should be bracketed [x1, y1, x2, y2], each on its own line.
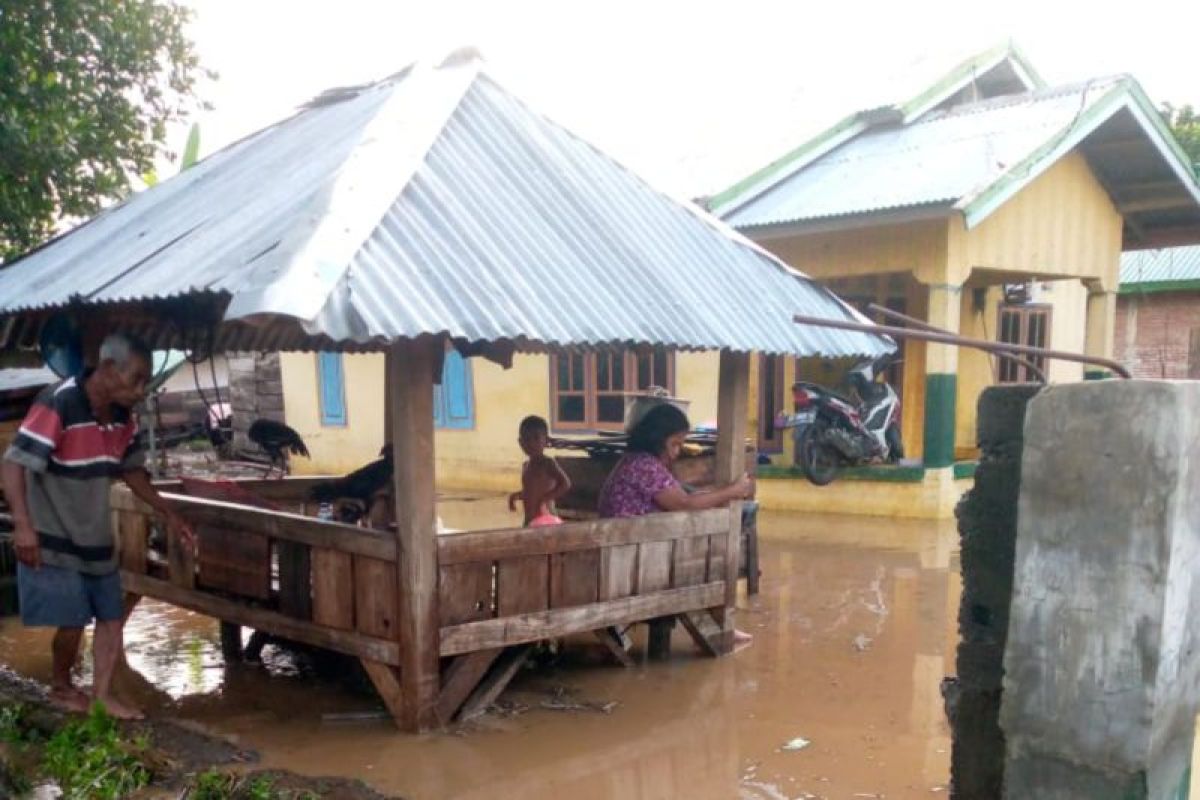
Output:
[17, 563, 124, 628]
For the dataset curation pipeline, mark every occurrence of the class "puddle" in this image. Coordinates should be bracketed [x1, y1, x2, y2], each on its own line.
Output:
[0, 499, 957, 799]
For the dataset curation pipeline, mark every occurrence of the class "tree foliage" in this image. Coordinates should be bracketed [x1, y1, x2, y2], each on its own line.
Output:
[0, 1, 209, 261]
[1162, 102, 1200, 174]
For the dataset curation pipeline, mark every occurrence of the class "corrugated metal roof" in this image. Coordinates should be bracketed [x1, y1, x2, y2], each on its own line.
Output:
[1120, 246, 1200, 286]
[722, 79, 1123, 229]
[0, 60, 889, 360]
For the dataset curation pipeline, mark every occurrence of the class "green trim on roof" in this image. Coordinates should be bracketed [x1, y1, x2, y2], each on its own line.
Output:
[961, 77, 1200, 227]
[899, 42, 1046, 121]
[708, 112, 865, 213]
[959, 82, 1130, 226]
[1118, 278, 1200, 295]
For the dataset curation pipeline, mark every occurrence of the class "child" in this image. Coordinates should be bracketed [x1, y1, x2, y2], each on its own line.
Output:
[508, 415, 571, 527]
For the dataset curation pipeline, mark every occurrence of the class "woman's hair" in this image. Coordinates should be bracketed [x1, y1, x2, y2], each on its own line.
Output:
[627, 403, 690, 455]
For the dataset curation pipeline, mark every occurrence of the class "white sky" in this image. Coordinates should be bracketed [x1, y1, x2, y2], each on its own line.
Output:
[176, 0, 1200, 198]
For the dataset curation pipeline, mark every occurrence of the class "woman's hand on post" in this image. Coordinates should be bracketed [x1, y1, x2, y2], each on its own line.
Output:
[732, 473, 753, 500]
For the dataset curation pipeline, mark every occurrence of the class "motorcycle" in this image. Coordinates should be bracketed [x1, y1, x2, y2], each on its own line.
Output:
[779, 355, 904, 486]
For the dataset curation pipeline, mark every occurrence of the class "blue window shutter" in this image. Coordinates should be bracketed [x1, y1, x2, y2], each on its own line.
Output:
[432, 382, 447, 428]
[435, 350, 474, 430]
[317, 352, 347, 426]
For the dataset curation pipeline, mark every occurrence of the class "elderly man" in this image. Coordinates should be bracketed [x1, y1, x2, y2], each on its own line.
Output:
[1, 333, 193, 719]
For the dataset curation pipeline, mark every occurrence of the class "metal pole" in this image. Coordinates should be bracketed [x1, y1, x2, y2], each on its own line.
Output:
[866, 303, 1048, 385]
[794, 313, 1131, 379]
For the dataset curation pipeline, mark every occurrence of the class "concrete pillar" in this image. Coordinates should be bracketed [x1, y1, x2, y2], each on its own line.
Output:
[922, 283, 962, 468]
[1002, 381, 1200, 799]
[1083, 282, 1117, 380]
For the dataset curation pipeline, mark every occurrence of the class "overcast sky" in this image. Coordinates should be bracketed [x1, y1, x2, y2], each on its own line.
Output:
[178, 0, 1200, 198]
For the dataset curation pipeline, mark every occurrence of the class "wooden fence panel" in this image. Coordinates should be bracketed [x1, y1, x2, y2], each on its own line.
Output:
[672, 536, 709, 588]
[197, 526, 270, 600]
[312, 548, 355, 631]
[550, 550, 600, 608]
[637, 541, 673, 594]
[600, 545, 638, 601]
[497, 556, 549, 616]
[277, 541, 312, 620]
[354, 556, 397, 639]
[440, 562, 494, 625]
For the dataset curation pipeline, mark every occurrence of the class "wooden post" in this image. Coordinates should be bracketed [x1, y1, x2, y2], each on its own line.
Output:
[389, 340, 441, 731]
[714, 350, 750, 652]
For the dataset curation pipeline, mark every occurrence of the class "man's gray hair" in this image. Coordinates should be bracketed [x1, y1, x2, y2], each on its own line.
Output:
[98, 332, 152, 367]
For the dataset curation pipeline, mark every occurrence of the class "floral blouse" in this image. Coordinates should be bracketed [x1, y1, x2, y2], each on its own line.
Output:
[597, 452, 679, 518]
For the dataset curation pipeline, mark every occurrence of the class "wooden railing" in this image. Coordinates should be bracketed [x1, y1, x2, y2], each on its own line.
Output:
[112, 486, 401, 665]
[435, 508, 733, 656]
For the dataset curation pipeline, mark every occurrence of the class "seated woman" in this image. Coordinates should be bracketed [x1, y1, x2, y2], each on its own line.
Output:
[598, 403, 752, 517]
[597, 403, 754, 647]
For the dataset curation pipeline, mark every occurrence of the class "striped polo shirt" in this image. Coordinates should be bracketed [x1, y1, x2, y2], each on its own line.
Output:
[4, 374, 145, 574]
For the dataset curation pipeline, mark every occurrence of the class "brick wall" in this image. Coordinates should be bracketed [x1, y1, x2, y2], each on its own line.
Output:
[1114, 291, 1200, 379]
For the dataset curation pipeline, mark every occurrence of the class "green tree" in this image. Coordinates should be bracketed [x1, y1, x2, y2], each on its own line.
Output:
[1162, 102, 1200, 174]
[0, 1, 209, 261]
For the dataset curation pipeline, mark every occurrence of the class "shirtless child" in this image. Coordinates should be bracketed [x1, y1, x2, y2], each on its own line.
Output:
[508, 416, 571, 526]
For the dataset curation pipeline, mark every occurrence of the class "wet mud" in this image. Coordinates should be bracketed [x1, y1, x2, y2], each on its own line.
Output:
[0, 498, 958, 799]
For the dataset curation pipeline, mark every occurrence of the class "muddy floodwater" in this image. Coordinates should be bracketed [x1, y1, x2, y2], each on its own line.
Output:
[0, 497, 958, 799]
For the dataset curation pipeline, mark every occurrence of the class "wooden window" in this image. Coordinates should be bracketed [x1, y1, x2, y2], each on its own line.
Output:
[997, 304, 1051, 383]
[549, 348, 676, 432]
[434, 349, 475, 430]
[757, 354, 785, 452]
[317, 352, 347, 426]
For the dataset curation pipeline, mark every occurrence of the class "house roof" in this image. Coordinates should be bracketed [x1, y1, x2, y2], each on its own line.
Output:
[1119, 246, 1200, 293]
[711, 47, 1200, 250]
[0, 57, 889, 360]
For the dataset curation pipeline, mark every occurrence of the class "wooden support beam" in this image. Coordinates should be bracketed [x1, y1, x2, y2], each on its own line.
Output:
[440, 582, 724, 655]
[459, 645, 535, 721]
[593, 627, 635, 667]
[679, 610, 723, 657]
[436, 648, 503, 725]
[714, 350, 750, 652]
[389, 340, 441, 732]
[361, 659, 406, 724]
[121, 571, 400, 664]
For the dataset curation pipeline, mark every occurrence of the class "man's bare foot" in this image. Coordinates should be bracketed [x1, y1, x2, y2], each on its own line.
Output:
[733, 629, 754, 651]
[48, 686, 90, 713]
[93, 694, 144, 720]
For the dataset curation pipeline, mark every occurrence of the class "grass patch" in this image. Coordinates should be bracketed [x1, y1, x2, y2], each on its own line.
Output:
[42, 704, 152, 799]
[189, 768, 320, 799]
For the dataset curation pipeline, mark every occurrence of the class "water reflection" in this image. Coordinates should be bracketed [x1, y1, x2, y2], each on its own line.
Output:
[0, 501, 958, 799]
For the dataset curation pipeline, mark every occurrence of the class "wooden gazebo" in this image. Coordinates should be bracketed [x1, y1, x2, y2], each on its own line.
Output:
[0, 55, 889, 731]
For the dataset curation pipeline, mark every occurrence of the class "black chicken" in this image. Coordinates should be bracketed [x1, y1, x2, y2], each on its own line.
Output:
[309, 447, 393, 511]
[248, 419, 310, 475]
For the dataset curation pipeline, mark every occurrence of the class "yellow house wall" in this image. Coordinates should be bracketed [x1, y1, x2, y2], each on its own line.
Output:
[948, 151, 1123, 291]
[766, 218, 948, 284]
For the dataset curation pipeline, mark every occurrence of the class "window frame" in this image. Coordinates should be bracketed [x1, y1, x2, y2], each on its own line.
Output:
[996, 303, 1053, 384]
[549, 348, 676, 433]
